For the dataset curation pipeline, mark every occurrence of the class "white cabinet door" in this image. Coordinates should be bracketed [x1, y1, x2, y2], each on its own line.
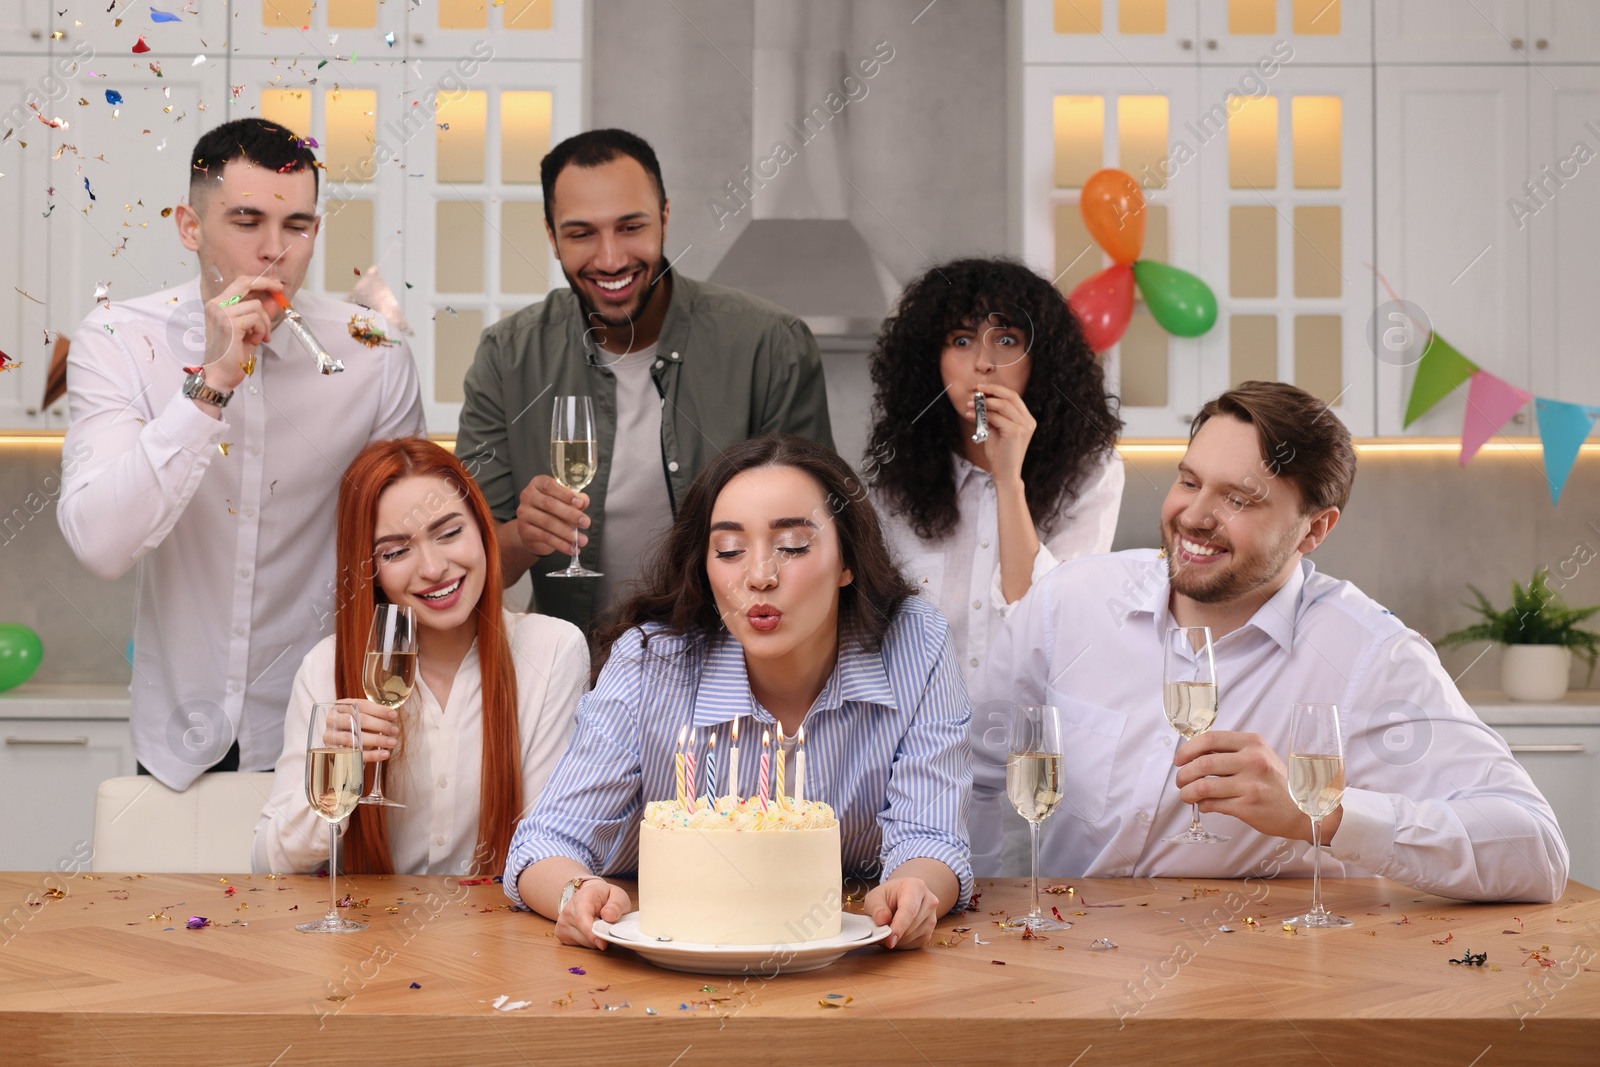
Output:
[235, 0, 407, 60]
[1527, 0, 1600, 62]
[0, 719, 134, 871]
[404, 58, 582, 434]
[1373, 66, 1530, 435]
[407, 0, 584, 61]
[1020, 0, 1202, 66]
[1375, 0, 1529, 64]
[44, 62, 228, 361]
[1198, 0, 1373, 66]
[0, 0, 49, 47]
[1527, 68, 1600, 407]
[1021, 64, 1204, 438]
[0, 58, 54, 430]
[1196, 64, 1375, 433]
[1493, 724, 1600, 890]
[64, 0, 232, 58]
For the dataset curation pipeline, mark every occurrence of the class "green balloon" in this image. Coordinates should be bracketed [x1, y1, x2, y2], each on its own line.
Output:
[0, 624, 43, 692]
[1133, 260, 1218, 338]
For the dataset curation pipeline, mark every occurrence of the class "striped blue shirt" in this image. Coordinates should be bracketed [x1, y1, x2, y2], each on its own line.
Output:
[503, 594, 974, 909]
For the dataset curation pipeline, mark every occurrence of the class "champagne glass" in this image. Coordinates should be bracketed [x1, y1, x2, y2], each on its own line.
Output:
[359, 603, 416, 808]
[1283, 703, 1352, 929]
[548, 395, 602, 578]
[1162, 626, 1227, 844]
[1005, 704, 1071, 931]
[297, 701, 367, 934]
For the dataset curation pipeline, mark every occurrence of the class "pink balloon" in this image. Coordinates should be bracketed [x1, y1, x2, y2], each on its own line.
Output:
[1068, 264, 1135, 352]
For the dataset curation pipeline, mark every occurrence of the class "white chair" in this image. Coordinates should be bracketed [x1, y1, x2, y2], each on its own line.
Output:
[92, 773, 275, 873]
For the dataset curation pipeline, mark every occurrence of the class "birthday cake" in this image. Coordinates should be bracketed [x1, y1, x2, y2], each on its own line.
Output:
[638, 797, 842, 946]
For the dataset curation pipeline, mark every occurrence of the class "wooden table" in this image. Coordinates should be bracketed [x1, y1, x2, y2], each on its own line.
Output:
[2, 871, 1597, 1066]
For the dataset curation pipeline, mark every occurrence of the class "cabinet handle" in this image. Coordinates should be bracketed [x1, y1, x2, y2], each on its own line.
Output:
[1180, 39, 1193, 50]
[1509, 744, 1585, 754]
[6, 736, 89, 745]
[1536, 39, 1548, 49]
[1511, 37, 1525, 50]
[1205, 39, 1217, 50]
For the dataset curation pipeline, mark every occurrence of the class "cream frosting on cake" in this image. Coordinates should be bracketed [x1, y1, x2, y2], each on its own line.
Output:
[638, 796, 843, 946]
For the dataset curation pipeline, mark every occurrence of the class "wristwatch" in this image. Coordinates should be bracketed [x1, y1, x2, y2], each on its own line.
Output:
[557, 876, 593, 917]
[182, 369, 233, 409]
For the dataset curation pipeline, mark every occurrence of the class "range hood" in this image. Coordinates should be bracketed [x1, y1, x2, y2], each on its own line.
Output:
[706, 0, 900, 343]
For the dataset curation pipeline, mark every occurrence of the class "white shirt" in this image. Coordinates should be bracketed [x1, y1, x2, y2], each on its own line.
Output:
[595, 342, 672, 609]
[58, 280, 426, 790]
[968, 550, 1570, 903]
[253, 611, 589, 876]
[875, 450, 1124, 684]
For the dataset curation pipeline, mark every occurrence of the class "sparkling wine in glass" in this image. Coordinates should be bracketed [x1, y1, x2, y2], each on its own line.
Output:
[297, 701, 367, 934]
[360, 603, 416, 808]
[1163, 625, 1228, 844]
[548, 395, 602, 578]
[1284, 702, 1352, 929]
[1006, 704, 1071, 931]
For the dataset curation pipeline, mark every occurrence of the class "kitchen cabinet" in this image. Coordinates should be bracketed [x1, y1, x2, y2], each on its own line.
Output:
[0, 0, 586, 432]
[1020, 0, 1203, 66]
[0, 689, 135, 872]
[1197, 0, 1372, 66]
[1490, 722, 1600, 890]
[1376, 1, 1600, 65]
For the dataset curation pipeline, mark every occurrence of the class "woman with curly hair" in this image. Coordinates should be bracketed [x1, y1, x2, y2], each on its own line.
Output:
[866, 257, 1124, 683]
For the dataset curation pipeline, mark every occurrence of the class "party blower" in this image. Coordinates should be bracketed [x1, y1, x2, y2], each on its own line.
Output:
[271, 290, 344, 374]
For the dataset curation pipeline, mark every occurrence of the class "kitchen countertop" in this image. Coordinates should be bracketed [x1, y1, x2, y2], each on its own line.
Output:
[2, 685, 1597, 724]
[0, 683, 133, 721]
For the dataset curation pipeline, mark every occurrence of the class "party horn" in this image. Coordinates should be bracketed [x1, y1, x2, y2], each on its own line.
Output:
[271, 291, 344, 374]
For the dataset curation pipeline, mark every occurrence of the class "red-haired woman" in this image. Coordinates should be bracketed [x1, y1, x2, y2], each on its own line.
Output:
[253, 438, 587, 877]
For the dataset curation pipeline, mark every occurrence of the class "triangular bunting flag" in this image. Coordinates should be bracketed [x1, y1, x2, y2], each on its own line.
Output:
[1460, 371, 1532, 465]
[1403, 333, 1479, 428]
[1535, 398, 1599, 505]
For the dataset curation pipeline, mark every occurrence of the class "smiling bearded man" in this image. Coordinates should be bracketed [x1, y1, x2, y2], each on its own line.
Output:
[966, 380, 1568, 905]
[452, 128, 835, 633]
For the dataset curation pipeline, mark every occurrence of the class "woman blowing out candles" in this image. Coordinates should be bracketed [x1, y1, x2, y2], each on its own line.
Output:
[253, 438, 587, 877]
[504, 434, 973, 950]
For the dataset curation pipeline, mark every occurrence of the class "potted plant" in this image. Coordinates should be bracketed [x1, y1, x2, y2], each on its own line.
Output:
[1437, 570, 1600, 701]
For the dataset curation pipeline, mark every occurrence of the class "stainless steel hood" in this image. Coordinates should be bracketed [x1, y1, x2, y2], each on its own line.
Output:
[706, 0, 899, 343]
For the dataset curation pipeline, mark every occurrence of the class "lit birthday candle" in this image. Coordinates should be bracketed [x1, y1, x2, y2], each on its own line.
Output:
[683, 728, 697, 813]
[675, 724, 687, 809]
[704, 733, 718, 799]
[758, 729, 771, 811]
[795, 726, 806, 805]
[727, 719, 741, 801]
[773, 725, 787, 805]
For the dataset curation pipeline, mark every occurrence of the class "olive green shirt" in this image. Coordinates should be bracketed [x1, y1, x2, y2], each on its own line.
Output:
[454, 272, 835, 631]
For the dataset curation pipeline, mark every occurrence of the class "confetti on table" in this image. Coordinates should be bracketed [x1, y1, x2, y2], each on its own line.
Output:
[1043, 884, 1074, 895]
[132, 36, 151, 53]
[491, 995, 532, 1011]
[186, 916, 210, 929]
[567, 967, 586, 976]
[150, 7, 182, 22]
[325, 994, 348, 1003]
[1449, 949, 1489, 967]
[991, 960, 1007, 965]
[818, 995, 853, 1009]
[1089, 938, 1118, 951]
[409, 982, 421, 989]
[105, 90, 123, 105]
[223, 885, 237, 896]
[1432, 933, 1454, 945]
[44, 888, 66, 899]
[644, 1007, 659, 1016]
[1218, 926, 1234, 934]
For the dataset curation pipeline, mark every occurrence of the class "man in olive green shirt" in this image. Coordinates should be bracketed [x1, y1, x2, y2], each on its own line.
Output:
[455, 129, 833, 630]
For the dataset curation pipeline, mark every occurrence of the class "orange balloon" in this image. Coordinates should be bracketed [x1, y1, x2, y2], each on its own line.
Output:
[1080, 169, 1146, 265]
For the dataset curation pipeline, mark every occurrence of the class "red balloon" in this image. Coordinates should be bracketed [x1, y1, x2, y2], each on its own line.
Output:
[1068, 264, 1135, 353]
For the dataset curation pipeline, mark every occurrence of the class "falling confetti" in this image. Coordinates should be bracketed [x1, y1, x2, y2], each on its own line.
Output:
[93, 281, 111, 304]
[132, 36, 151, 54]
[150, 7, 182, 22]
[348, 315, 399, 348]
[0, 349, 17, 373]
[192, 55, 206, 67]
[105, 90, 123, 105]
[149, 61, 163, 77]
[384, 31, 396, 47]
[83, 177, 96, 201]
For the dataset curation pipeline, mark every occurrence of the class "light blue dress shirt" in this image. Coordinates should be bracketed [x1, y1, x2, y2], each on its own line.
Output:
[503, 595, 974, 909]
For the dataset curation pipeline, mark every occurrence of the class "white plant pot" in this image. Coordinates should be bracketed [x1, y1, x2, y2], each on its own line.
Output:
[1500, 645, 1573, 702]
